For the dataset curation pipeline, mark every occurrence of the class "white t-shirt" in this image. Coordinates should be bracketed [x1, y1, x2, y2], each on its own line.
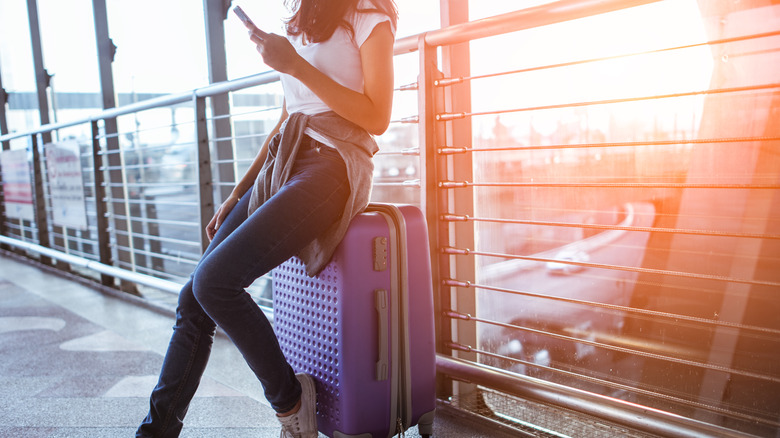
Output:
[280, 0, 396, 144]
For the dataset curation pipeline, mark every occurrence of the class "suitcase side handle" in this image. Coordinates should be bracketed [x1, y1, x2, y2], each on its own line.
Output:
[375, 289, 390, 381]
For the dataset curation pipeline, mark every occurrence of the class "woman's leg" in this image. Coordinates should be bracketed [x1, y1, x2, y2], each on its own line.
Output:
[137, 191, 255, 438]
[190, 140, 349, 412]
[139, 138, 350, 436]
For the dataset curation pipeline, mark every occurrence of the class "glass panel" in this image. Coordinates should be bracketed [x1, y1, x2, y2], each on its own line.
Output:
[38, 0, 100, 127]
[106, 0, 207, 98]
[0, 1, 38, 133]
[467, 0, 780, 435]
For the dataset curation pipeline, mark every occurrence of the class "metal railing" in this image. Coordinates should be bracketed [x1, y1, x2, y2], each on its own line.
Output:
[1, 71, 284, 302]
[2, 1, 779, 437]
[397, 0, 779, 436]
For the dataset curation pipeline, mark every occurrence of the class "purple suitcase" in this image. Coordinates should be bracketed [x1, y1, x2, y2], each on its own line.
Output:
[273, 203, 436, 438]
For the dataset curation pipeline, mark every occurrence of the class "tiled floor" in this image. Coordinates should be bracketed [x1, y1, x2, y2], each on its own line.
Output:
[0, 253, 508, 438]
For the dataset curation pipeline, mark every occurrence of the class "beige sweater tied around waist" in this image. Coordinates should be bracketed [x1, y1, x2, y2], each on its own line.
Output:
[247, 111, 378, 276]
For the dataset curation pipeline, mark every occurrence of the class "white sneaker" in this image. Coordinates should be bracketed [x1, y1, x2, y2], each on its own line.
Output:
[278, 373, 317, 438]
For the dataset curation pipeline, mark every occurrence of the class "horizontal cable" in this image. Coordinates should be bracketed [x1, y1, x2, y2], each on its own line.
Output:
[50, 219, 97, 230]
[95, 139, 196, 155]
[209, 136, 242, 146]
[49, 234, 100, 247]
[114, 246, 199, 265]
[393, 115, 420, 124]
[435, 31, 780, 87]
[53, 227, 100, 238]
[2, 223, 37, 232]
[438, 180, 780, 189]
[108, 214, 199, 228]
[103, 198, 198, 207]
[438, 135, 780, 154]
[108, 230, 201, 248]
[104, 181, 198, 189]
[49, 248, 100, 262]
[441, 214, 780, 241]
[115, 259, 194, 280]
[444, 279, 780, 336]
[375, 147, 421, 156]
[444, 310, 780, 384]
[1, 224, 31, 233]
[101, 163, 196, 173]
[93, 127, 194, 146]
[212, 158, 253, 165]
[446, 341, 780, 428]
[373, 180, 421, 188]
[442, 246, 780, 288]
[95, 131, 121, 141]
[435, 83, 780, 121]
[396, 82, 419, 91]
[214, 132, 269, 143]
[468, 204, 777, 237]
[220, 105, 281, 120]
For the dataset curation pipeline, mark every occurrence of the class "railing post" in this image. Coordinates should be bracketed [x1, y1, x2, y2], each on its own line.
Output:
[92, 0, 138, 292]
[91, 120, 113, 286]
[0, 60, 9, 151]
[203, 0, 236, 202]
[29, 134, 51, 265]
[0, 64, 10, 243]
[418, 36, 456, 399]
[26, 0, 57, 264]
[194, 95, 215, 253]
[26, 0, 53, 147]
[436, 0, 478, 403]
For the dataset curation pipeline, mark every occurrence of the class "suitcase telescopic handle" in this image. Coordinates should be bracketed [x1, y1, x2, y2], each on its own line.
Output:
[375, 289, 389, 381]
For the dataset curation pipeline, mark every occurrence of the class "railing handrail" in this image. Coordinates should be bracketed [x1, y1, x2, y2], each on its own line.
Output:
[0, 70, 281, 143]
[393, 0, 661, 53]
[436, 356, 757, 438]
[0, 235, 181, 293]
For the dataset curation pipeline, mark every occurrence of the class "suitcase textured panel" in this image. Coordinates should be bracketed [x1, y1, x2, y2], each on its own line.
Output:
[273, 204, 435, 438]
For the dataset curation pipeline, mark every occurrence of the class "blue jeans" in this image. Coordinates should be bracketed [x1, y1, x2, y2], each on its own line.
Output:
[137, 136, 350, 437]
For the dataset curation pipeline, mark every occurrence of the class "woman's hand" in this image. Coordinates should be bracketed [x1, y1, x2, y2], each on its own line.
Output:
[243, 19, 394, 136]
[248, 27, 303, 75]
[206, 195, 241, 241]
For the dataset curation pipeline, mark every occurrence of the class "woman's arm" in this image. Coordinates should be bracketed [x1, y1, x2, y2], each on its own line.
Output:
[206, 104, 288, 240]
[248, 22, 395, 135]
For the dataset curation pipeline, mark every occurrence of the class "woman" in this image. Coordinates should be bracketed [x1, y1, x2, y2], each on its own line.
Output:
[136, 1, 397, 437]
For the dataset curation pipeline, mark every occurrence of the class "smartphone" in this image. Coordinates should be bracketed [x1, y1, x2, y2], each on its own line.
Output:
[233, 5, 255, 27]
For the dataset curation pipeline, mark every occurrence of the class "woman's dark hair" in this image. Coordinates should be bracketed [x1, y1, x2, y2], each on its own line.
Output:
[285, 0, 398, 44]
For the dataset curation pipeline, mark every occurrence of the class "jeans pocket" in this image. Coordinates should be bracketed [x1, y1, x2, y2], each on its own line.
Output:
[314, 143, 346, 167]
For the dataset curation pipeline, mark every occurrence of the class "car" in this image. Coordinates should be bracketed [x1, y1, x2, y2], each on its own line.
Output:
[546, 249, 590, 275]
